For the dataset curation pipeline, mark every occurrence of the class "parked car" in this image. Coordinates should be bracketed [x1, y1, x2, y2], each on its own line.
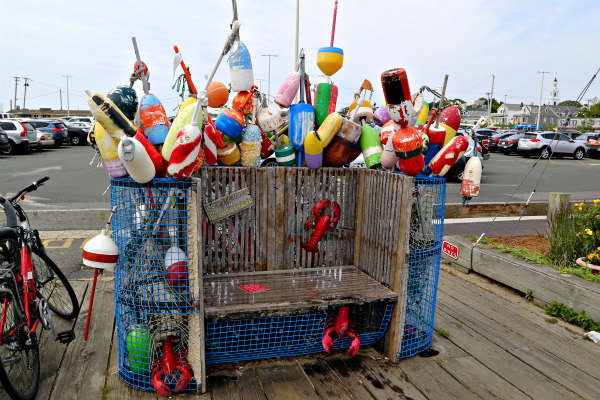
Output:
[67, 116, 94, 125]
[26, 119, 69, 147]
[0, 119, 37, 154]
[585, 134, 600, 159]
[517, 132, 587, 160]
[60, 119, 90, 146]
[0, 126, 11, 154]
[0, 113, 16, 119]
[474, 128, 497, 140]
[497, 133, 524, 155]
[35, 130, 55, 149]
[488, 131, 516, 152]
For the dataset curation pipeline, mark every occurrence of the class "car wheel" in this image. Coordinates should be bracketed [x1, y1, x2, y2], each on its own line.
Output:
[574, 148, 585, 160]
[260, 158, 278, 167]
[70, 135, 81, 146]
[540, 147, 551, 159]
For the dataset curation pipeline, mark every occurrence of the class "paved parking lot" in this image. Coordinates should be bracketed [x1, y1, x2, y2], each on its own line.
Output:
[446, 152, 600, 204]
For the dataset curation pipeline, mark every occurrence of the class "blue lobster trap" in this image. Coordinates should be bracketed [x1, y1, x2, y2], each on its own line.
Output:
[398, 175, 446, 358]
[111, 168, 443, 394]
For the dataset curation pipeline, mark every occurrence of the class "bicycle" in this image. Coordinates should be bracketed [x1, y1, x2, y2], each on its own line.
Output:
[0, 176, 80, 400]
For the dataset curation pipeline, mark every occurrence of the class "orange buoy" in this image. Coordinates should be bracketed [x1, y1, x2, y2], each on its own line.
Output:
[207, 81, 229, 108]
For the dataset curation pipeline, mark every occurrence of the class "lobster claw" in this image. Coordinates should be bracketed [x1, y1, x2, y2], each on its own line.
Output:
[152, 368, 172, 397]
[335, 306, 349, 337]
[346, 331, 361, 357]
[174, 364, 192, 393]
[329, 201, 341, 229]
[322, 326, 336, 353]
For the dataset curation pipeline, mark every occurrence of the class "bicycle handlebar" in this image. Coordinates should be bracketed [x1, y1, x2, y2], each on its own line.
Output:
[9, 176, 50, 203]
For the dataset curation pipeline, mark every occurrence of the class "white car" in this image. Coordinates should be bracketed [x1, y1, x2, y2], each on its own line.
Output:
[67, 116, 94, 125]
[36, 131, 55, 149]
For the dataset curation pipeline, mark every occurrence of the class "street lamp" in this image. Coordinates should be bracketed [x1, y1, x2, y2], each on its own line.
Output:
[261, 54, 278, 105]
[536, 71, 550, 130]
[63, 75, 73, 116]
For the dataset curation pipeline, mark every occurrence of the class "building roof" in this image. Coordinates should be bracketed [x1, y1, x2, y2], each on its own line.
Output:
[9, 109, 92, 118]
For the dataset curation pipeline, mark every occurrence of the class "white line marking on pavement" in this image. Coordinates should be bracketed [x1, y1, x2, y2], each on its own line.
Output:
[444, 215, 546, 224]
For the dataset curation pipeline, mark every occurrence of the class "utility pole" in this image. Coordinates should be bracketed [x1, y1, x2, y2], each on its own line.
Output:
[536, 71, 550, 130]
[10, 100, 12, 111]
[294, 0, 299, 72]
[255, 78, 265, 94]
[13, 77, 20, 110]
[23, 78, 30, 109]
[261, 55, 278, 105]
[60, 89, 63, 110]
[487, 74, 495, 126]
[485, 92, 491, 125]
[63, 75, 72, 116]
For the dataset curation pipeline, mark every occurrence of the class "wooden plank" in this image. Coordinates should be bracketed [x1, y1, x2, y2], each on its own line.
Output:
[385, 175, 413, 362]
[260, 169, 268, 271]
[37, 281, 88, 400]
[203, 266, 397, 319]
[254, 363, 318, 400]
[317, 358, 380, 400]
[343, 354, 427, 400]
[190, 180, 206, 392]
[300, 359, 366, 400]
[209, 368, 267, 400]
[275, 168, 286, 271]
[267, 169, 276, 271]
[284, 168, 296, 270]
[353, 171, 365, 269]
[434, 309, 580, 399]
[438, 271, 600, 380]
[50, 281, 115, 400]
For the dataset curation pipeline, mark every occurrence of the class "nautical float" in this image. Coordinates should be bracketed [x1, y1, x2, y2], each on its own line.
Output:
[315, 83, 338, 127]
[304, 131, 323, 169]
[162, 100, 199, 161]
[106, 85, 138, 121]
[274, 72, 300, 108]
[288, 50, 315, 166]
[206, 81, 229, 108]
[381, 68, 413, 127]
[217, 142, 241, 166]
[215, 108, 245, 141]
[461, 155, 482, 198]
[317, 112, 342, 148]
[439, 105, 461, 146]
[323, 119, 362, 167]
[429, 135, 469, 177]
[92, 123, 127, 178]
[118, 136, 156, 184]
[228, 41, 254, 92]
[373, 106, 391, 127]
[317, 47, 344, 77]
[86, 90, 137, 139]
[359, 123, 383, 169]
[134, 128, 167, 178]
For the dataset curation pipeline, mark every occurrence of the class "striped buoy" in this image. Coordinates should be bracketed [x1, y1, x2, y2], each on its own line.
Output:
[275, 145, 296, 166]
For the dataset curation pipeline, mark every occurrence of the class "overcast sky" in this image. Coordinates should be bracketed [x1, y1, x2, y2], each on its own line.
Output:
[1, 0, 599, 115]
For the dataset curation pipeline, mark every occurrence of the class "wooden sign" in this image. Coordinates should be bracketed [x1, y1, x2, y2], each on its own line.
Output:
[204, 187, 253, 223]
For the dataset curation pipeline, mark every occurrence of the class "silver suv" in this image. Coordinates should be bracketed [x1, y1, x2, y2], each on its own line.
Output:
[517, 131, 587, 160]
[0, 119, 38, 154]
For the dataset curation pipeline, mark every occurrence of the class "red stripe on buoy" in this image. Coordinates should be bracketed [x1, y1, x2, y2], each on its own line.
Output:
[82, 250, 118, 264]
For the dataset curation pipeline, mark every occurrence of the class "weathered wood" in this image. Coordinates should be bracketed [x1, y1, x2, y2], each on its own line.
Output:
[546, 192, 571, 236]
[353, 172, 365, 269]
[37, 281, 88, 400]
[299, 359, 365, 400]
[210, 369, 267, 400]
[385, 176, 413, 362]
[443, 234, 600, 320]
[203, 266, 397, 319]
[317, 357, 379, 400]
[190, 180, 206, 392]
[50, 281, 115, 400]
[254, 364, 318, 400]
[434, 309, 580, 399]
[343, 353, 427, 400]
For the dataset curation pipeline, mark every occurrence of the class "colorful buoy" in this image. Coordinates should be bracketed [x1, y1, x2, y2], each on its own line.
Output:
[317, 47, 344, 77]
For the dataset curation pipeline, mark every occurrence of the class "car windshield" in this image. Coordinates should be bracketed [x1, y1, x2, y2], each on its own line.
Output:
[522, 133, 537, 139]
[61, 120, 72, 127]
[492, 132, 506, 138]
[507, 134, 522, 140]
[22, 122, 35, 131]
[54, 122, 66, 129]
[573, 134, 587, 141]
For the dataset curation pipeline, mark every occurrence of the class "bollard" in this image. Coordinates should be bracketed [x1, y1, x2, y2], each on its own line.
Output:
[546, 192, 571, 237]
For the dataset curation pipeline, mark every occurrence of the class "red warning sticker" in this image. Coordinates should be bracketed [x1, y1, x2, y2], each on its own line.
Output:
[238, 283, 270, 294]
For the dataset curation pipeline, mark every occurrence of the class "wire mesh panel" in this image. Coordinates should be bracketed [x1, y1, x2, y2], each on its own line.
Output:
[398, 175, 446, 358]
[205, 302, 394, 364]
[111, 177, 197, 392]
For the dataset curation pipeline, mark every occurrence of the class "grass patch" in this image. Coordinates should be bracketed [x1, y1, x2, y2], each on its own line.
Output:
[545, 301, 600, 331]
[472, 236, 600, 284]
[525, 288, 533, 301]
[545, 317, 558, 324]
[437, 328, 450, 339]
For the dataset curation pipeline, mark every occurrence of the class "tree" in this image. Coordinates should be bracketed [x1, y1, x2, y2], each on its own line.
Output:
[338, 106, 349, 117]
[579, 118, 595, 133]
[577, 102, 600, 118]
[559, 100, 582, 107]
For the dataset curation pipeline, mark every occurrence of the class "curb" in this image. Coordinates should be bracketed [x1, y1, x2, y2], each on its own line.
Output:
[442, 235, 600, 321]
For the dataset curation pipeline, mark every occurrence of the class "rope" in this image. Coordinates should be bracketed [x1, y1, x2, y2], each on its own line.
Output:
[172, 73, 189, 101]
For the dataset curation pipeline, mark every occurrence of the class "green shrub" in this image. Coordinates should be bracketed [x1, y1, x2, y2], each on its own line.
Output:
[545, 301, 600, 331]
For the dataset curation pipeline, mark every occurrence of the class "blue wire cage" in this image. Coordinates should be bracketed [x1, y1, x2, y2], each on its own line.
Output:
[398, 175, 446, 358]
[111, 177, 197, 392]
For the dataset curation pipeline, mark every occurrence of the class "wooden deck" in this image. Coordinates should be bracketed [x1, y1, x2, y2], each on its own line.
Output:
[11, 264, 600, 399]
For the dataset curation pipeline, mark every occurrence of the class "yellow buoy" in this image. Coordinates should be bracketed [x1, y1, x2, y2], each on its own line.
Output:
[317, 47, 344, 77]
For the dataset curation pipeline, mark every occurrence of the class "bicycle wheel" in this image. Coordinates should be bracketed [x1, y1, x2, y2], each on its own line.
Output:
[0, 282, 40, 400]
[30, 248, 79, 320]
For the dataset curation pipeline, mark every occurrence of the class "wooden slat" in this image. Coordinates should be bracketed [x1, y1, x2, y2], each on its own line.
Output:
[50, 281, 115, 400]
[309, 358, 375, 400]
[203, 266, 397, 319]
[267, 169, 276, 270]
[384, 175, 412, 362]
[300, 359, 364, 400]
[353, 172, 364, 271]
[275, 168, 286, 271]
[254, 364, 318, 400]
[210, 369, 267, 400]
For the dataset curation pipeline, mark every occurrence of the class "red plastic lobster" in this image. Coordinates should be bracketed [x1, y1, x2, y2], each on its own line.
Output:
[151, 336, 193, 396]
[322, 306, 361, 357]
[301, 199, 340, 253]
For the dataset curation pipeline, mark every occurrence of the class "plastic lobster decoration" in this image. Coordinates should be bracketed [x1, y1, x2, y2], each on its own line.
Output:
[322, 306, 361, 357]
[151, 336, 193, 396]
[301, 199, 340, 253]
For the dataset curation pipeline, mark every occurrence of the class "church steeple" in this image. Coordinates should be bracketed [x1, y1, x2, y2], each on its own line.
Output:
[548, 75, 560, 105]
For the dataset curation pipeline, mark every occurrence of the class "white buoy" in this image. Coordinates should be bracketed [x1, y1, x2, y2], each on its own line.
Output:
[461, 156, 482, 197]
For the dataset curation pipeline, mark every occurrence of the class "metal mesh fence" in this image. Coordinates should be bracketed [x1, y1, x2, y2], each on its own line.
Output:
[111, 177, 197, 392]
[205, 302, 394, 364]
[398, 175, 446, 358]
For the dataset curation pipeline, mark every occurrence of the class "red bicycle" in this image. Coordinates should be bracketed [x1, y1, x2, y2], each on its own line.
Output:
[0, 176, 79, 400]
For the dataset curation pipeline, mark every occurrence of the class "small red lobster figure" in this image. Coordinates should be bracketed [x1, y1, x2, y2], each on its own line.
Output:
[322, 306, 361, 357]
[151, 336, 193, 396]
[302, 199, 340, 253]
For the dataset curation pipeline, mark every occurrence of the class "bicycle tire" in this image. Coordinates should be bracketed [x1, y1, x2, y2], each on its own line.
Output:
[0, 282, 40, 400]
[30, 247, 79, 320]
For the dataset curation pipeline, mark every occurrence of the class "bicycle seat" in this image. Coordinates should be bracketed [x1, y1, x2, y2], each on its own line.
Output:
[0, 227, 17, 241]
